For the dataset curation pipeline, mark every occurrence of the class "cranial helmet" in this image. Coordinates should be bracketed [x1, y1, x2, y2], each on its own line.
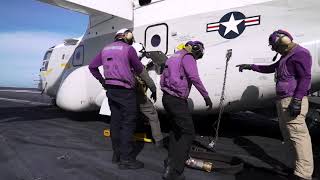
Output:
[115, 28, 135, 45]
[268, 30, 293, 51]
[185, 40, 205, 59]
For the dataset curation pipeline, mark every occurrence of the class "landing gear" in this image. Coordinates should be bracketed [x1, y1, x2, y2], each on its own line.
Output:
[51, 98, 57, 106]
[306, 108, 320, 136]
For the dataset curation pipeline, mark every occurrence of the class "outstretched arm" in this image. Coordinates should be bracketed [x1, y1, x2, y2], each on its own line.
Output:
[251, 61, 279, 73]
[236, 61, 279, 73]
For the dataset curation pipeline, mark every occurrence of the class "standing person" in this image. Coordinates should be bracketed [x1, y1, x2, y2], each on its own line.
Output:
[132, 42, 165, 147]
[236, 30, 313, 180]
[160, 41, 213, 180]
[88, 28, 144, 170]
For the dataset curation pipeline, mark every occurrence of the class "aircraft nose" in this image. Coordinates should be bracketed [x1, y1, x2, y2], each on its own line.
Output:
[56, 66, 98, 112]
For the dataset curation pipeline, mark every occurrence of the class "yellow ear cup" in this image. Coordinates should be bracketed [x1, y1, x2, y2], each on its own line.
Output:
[184, 44, 193, 53]
[176, 43, 185, 50]
[125, 32, 133, 41]
[279, 36, 292, 46]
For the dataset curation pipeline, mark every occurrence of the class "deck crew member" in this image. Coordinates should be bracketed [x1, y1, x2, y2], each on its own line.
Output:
[132, 42, 165, 147]
[89, 28, 144, 170]
[237, 30, 313, 180]
[160, 41, 213, 180]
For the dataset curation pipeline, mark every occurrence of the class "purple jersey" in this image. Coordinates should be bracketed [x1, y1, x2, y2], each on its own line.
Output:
[160, 49, 209, 99]
[252, 45, 312, 100]
[89, 41, 143, 89]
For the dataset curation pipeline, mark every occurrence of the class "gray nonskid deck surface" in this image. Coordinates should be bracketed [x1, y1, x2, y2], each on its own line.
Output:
[0, 89, 319, 180]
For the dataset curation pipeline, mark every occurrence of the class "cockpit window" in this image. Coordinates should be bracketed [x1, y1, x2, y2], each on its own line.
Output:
[43, 50, 52, 60]
[41, 61, 49, 71]
[41, 50, 52, 71]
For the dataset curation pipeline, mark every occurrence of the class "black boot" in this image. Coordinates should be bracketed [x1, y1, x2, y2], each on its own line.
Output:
[112, 153, 120, 164]
[162, 166, 185, 180]
[118, 159, 144, 170]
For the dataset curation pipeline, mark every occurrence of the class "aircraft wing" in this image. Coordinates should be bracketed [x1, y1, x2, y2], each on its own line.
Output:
[37, 0, 133, 20]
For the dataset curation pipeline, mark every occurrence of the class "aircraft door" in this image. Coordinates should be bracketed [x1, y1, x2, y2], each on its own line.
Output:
[144, 23, 168, 54]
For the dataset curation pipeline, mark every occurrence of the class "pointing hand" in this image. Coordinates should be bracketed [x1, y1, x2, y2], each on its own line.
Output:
[236, 64, 252, 72]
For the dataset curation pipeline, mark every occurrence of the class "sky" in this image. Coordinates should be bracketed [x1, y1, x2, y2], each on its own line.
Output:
[0, 0, 88, 88]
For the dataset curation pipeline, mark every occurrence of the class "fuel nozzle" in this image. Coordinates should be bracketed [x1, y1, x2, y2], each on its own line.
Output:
[185, 157, 213, 172]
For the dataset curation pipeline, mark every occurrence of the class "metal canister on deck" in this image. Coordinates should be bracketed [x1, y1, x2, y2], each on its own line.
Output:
[185, 157, 213, 172]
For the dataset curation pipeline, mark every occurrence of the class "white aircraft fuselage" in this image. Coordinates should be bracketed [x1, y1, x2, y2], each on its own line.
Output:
[38, 0, 320, 114]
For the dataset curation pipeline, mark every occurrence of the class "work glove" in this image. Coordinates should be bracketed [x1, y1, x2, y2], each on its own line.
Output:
[288, 98, 302, 117]
[150, 91, 157, 102]
[204, 97, 213, 110]
[235, 64, 252, 72]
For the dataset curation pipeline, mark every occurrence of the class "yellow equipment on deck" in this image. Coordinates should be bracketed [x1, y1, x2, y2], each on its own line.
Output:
[103, 129, 152, 143]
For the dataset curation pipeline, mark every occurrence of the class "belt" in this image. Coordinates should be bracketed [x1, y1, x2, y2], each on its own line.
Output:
[105, 78, 131, 86]
[105, 84, 132, 90]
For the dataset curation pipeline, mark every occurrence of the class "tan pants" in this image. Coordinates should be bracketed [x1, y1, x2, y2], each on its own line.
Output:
[139, 97, 164, 142]
[276, 96, 313, 179]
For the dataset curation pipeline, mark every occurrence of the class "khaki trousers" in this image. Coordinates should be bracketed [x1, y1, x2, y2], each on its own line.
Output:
[276, 96, 313, 179]
[139, 97, 164, 142]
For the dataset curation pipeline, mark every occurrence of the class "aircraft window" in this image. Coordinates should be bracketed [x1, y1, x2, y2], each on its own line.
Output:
[43, 50, 52, 60]
[145, 23, 168, 54]
[62, 54, 65, 60]
[72, 45, 84, 66]
[151, 34, 161, 47]
[41, 61, 49, 71]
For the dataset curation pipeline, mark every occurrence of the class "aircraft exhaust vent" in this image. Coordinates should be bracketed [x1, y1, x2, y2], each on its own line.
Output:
[139, 0, 151, 6]
[64, 38, 79, 46]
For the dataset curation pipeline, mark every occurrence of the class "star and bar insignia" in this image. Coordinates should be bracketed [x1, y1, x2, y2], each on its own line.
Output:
[206, 11, 261, 39]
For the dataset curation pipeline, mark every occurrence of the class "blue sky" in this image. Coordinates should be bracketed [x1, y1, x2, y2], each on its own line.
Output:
[0, 0, 88, 88]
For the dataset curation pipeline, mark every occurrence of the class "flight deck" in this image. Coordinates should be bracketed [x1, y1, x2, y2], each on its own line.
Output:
[0, 87, 319, 180]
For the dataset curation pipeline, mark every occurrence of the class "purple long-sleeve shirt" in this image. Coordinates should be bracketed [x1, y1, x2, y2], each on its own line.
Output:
[89, 41, 143, 86]
[182, 54, 209, 98]
[251, 45, 312, 100]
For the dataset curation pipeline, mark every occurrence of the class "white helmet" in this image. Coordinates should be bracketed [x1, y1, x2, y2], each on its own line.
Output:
[116, 28, 130, 36]
[115, 28, 134, 45]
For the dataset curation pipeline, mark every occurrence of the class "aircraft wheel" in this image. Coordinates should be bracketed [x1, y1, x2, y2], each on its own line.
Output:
[51, 98, 57, 106]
